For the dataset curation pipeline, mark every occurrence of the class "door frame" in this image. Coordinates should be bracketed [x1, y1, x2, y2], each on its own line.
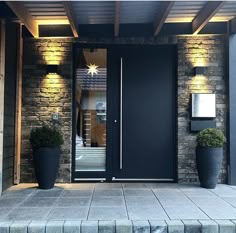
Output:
[71, 42, 177, 182]
[72, 43, 113, 182]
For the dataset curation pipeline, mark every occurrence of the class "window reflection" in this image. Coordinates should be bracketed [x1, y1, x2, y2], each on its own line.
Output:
[75, 49, 107, 171]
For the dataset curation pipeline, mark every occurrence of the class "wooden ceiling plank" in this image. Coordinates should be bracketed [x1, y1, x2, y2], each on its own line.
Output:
[192, 1, 224, 34]
[6, 1, 38, 37]
[114, 1, 121, 37]
[153, 1, 174, 36]
[63, 1, 79, 37]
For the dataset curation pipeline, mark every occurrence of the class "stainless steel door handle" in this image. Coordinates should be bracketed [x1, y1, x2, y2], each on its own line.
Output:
[120, 57, 123, 169]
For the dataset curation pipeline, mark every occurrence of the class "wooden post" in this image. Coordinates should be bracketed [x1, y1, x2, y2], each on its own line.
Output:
[0, 20, 6, 194]
[228, 34, 236, 185]
[14, 23, 23, 184]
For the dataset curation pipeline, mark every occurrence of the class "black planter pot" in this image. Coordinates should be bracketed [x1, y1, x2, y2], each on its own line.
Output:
[33, 147, 60, 189]
[196, 147, 223, 189]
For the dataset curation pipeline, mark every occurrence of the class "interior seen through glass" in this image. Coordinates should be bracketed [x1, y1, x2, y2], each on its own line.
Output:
[75, 48, 107, 172]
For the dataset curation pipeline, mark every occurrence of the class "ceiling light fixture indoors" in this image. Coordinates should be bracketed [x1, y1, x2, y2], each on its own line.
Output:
[87, 63, 99, 77]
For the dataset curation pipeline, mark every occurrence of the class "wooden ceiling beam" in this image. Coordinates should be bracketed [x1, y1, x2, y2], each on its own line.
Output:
[192, 1, 224, 35]
[153, 1, 174, 36]
[63, 1, 79, 37]
[6, 1, 38, 37]
[114, 1, 121, 37]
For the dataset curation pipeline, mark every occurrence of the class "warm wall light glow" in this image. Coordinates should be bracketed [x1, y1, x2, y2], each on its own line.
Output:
[191, 75, 209, 92]
[45, 74, 61, 81]
[194, 58, 207, 67]
[44, 46, 63, 65]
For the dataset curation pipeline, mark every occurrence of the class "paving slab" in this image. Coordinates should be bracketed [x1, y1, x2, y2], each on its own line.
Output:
[149, 220, 167, 233]
[133, 221, 150, 233]
[177, 185, 202, 191]
[199, 205, 236, 219]
[98, 221, 115, 233]
[0, 221, 13, 233]
[210, 185, 236, 197]
[164, 205, 209, 220]
[153, 189, 185, 197]
[28, 221, 47, 233]
[158, 196, 194, 206]
[115, 220, 132, 233]
[10, 221, 30, 233]
[46, 221, 64, 233]
[216, 220, 235, 233]
[127, 205, 168, 220]
[0, 208, 14, 220]
[182, 220, 201, 233]
[2, 189, 34, 198]
[47, 207, 88, 220]
[0, 198, 24, 208]
[199, 220, 218, 233]
[55, 197, 91, 207]
[222, 197, 236, 207]
[81, 220, 98, 233]
[147, 183, 179, 189]
[95, 183, 122, 190]
[93, 189, 123, 197]
[166, 220, 184, 233]
[32, 190, 63, 198]
[88, 207, 128, 220]
[189, 196, 230, 207]
[122, 183, 148, 189]
[62, 184, 95, 190]
[19, 197, 57, 207]
[91, 196, 125, 207]
[62, 190, 93, 197]
[124, 189, 154, 196]
[182, 189, 217, 197]
[63, 220, 81, 233]
[4, 207, 51, 221]
[125, 196, 160, 206]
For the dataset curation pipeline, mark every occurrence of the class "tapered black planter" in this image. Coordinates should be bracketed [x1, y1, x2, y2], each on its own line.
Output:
[196, 147, 223, 189]
[33, 147, 60, 189]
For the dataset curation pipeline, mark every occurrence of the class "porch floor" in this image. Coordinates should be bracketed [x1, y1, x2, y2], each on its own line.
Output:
[1, 183, 236, 222]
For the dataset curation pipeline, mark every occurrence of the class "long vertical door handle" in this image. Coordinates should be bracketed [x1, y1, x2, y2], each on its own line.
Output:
[120, 57, 123, 170]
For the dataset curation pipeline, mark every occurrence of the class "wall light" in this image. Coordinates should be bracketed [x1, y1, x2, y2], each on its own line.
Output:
[193, 66, 205, 76]
[47, 64, 59, 74]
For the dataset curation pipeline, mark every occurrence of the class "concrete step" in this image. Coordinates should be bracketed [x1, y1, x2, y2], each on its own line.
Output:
[0, 219, 235, 233]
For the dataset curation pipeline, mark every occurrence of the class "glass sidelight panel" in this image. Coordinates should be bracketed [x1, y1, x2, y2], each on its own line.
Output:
[75, 48, 107, 171]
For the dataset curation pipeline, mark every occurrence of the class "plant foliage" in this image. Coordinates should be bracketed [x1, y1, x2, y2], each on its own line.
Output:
[197, 128, 226, 148]
[30, 125, 64, 150]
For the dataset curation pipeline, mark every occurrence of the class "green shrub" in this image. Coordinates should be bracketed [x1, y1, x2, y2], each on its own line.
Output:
[197, 128, 226, 148]
[30, 125, 64, 150]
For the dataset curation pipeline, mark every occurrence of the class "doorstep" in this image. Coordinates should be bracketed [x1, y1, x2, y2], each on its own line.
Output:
[0, 219, 236, 233]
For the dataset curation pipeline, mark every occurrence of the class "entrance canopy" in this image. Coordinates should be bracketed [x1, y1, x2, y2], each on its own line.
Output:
[2, 1, 236, 37]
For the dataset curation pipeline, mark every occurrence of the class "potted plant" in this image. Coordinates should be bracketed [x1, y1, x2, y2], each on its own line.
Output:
[196, 128, 226, 189]
[30, 125, 63, 189]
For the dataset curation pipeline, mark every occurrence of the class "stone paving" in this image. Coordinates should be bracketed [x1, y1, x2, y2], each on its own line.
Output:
[1, 183, 236, 232]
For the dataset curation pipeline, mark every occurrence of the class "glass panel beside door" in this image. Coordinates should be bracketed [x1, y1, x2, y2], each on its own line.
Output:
[74, 48, 107, 173]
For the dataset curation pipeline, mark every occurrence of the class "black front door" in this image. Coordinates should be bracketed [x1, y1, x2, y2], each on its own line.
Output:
[109, 46, 176, 181]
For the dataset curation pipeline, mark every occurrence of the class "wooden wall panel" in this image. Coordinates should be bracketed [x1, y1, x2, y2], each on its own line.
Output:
[2, 22, 18, 191]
